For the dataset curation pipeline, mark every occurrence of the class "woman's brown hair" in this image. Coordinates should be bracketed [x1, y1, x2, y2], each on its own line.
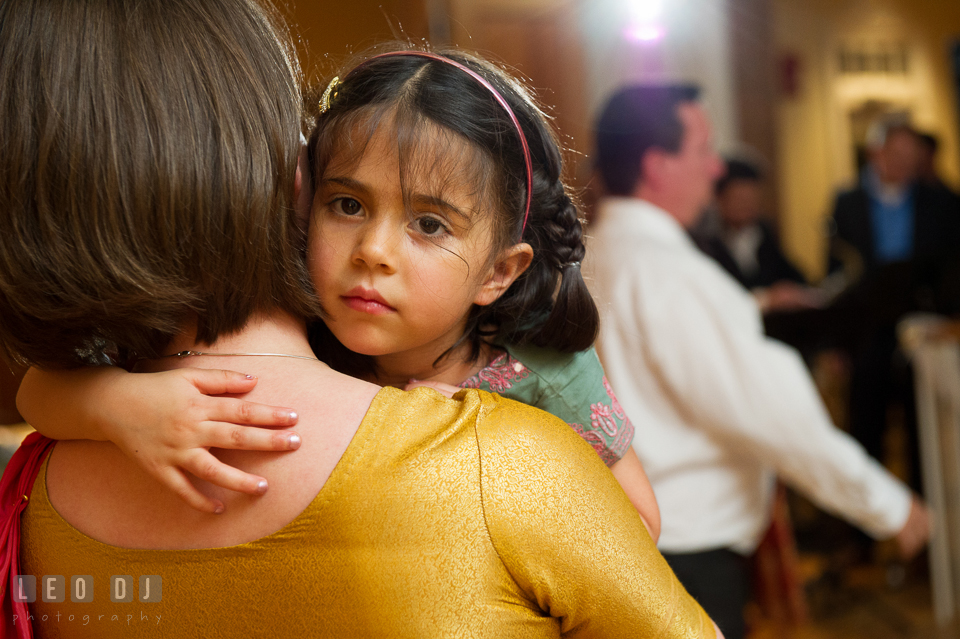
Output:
[0, 0, 321, 368]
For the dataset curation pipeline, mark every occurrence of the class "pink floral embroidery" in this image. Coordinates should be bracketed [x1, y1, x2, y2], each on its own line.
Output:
[602, 376, 626, 419]
[570, 423, 619, 466]
[590, 402, 618, 437]
[459, 352, 530, 393]
[611, 418, 635, 458]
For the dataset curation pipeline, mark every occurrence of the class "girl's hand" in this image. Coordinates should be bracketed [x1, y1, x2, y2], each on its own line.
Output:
[106, 368, 303, 514]
[18, 366, 302, 514]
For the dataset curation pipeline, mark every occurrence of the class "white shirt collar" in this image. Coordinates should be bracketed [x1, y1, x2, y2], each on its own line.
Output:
[595, 197, 694, 249]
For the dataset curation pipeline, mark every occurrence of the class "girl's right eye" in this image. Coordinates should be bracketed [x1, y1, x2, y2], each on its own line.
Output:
[331, 197, 363, 217]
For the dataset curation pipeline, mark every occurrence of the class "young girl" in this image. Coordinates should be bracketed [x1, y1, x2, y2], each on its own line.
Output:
[17, 47, 660, 537]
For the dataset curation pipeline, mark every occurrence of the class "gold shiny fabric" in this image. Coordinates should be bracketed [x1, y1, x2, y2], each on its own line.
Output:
[22, 388, 713, 638]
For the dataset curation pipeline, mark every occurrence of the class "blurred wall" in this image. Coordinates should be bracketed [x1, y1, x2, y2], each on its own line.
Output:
[729, 0, 780, 218]
[576, 0, 738, 154]
[287, 0, 591, 184]
[286, 0, 742, 195]
[447, 0, 591, 184]
[774, 0, 960, 280]
[447, 0, 740, 190]
[284, 1, 430, 85]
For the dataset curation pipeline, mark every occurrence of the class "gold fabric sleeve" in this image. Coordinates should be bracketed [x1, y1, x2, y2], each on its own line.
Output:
[475, 393, 714, 638]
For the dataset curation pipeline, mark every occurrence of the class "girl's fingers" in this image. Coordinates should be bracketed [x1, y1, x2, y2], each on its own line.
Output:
[157, 466, 225, 514]
[183, 368, 260, 396]
[182, 450, 270, 497]
[207, 397, 299, 427]
[204, 423, 301, 452]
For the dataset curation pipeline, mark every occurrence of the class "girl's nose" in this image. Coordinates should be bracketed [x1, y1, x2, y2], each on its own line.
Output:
[351, 219, 398, 273]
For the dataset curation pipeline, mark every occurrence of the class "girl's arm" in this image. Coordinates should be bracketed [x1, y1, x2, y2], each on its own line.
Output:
[610, 447, 661, 541]
[17, 366, 302, 513]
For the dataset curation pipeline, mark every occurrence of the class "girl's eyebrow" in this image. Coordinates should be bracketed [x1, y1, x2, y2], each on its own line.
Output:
[321, 176, 369, 195]
[411, 194, 470, 222]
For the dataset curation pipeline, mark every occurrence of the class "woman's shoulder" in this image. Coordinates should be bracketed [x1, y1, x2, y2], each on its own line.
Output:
[366, 386, 606, 482]
[361, 386, 537, 451]
[374, 385, 562, 429]
[461, 388, 600, 464]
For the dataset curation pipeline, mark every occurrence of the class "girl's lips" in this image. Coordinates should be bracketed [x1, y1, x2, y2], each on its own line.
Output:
[341, 287, 395, 315]
[342, 296, 394, 315]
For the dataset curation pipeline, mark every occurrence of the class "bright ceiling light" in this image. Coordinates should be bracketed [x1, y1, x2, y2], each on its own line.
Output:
[625, 0, 664, 23]
[624, 24, 665, 42]
[622, 0, 666, 43]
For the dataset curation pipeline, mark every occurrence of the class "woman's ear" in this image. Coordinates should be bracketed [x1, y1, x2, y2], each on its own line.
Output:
[474, 243, 534, 307]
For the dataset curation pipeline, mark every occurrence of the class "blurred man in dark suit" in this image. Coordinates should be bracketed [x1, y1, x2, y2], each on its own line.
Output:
[827, 121, 960, 484]
[694, 158, 820, 314]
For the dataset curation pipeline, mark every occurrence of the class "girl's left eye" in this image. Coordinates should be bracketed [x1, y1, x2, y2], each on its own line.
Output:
[328, 196, 363, 217]
[413, 216, 449, 237]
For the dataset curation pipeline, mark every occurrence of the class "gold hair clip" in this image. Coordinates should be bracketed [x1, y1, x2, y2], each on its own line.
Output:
[319, 76, 341, 114]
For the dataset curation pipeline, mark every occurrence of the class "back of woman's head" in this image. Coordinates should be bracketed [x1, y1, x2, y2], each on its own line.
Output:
[0, 0, 320, 368]
[309, 47, 598, 362]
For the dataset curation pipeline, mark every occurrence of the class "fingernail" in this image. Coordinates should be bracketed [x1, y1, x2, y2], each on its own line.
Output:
[288, 434, 301, 449]
[245, 374, 256, 380]
[256, 480, 268, 495]
[288, 411, 298, 421]
[409, 378, 420, 383]
[214, 504, 225, 514]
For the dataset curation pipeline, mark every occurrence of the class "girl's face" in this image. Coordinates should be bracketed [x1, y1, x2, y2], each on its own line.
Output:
[308, 123, 513, 370]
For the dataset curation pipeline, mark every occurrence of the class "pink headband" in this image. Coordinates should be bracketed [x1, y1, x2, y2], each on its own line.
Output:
[337, 51, 534, 236]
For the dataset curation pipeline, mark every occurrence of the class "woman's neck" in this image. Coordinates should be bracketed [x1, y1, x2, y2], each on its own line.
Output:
[141, 311, 319, 373]
[50, 308, 384, 550]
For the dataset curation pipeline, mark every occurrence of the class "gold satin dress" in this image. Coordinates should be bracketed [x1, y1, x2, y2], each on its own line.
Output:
[22, 387, 713, 638]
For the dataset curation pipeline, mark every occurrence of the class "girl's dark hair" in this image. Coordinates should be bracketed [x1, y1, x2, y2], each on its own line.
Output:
[0, 0, 321, 368]
[307, 46, 598, 371]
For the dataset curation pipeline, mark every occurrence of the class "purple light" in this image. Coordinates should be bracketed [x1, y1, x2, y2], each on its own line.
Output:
[624, 23, 665, 42]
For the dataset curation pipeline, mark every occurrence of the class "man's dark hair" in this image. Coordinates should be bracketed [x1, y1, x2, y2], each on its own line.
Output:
[594, 84, 701, 196]
[917, 132, 939, 154]
[715, 158, 763, 196]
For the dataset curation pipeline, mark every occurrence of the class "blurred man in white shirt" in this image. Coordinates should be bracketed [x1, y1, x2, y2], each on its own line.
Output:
[586, 85, 929, 639]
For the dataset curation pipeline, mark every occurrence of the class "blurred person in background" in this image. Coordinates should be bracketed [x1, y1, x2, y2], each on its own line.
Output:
[916, 131, 955, 193]
[587, 84, 930, 639]
[827, 121, 960, 485]
[693, 157, 821, 314]
[828, 122, 959, 278]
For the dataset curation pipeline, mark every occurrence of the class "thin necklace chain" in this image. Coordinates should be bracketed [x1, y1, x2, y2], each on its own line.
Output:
[160, 350, 319, 361]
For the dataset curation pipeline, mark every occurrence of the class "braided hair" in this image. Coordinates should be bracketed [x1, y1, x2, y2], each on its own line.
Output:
[308, 46, 598, 372]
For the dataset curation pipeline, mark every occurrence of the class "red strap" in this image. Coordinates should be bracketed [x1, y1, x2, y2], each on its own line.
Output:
[0, 432, 55, 639]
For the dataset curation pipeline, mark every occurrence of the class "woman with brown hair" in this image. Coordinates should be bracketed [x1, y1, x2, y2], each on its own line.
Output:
[0, 0, 717, 636]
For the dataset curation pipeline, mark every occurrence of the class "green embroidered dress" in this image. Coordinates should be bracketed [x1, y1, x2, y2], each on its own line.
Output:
[460, 344, 634, 466]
